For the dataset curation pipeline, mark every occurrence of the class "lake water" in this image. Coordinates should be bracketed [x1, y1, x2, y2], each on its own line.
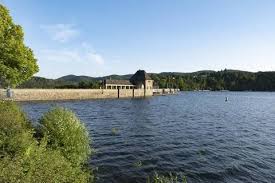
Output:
[21, 92, 275, 183]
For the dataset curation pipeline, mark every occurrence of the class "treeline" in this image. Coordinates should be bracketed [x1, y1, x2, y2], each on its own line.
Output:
[18, 76, 102, 89]
[17, 70, 275, 91]
[56, 81, 101, 89]
[151, 70, 275, 91]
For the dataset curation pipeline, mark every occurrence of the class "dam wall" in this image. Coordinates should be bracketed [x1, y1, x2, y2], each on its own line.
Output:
[0, 88, 179, 101]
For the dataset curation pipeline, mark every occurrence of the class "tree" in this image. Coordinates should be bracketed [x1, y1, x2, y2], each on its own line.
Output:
[0, 4, 39, 87]
[178, 78, 185, 91]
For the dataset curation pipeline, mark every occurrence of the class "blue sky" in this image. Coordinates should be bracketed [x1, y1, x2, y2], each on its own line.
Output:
[1, 0, 275, 78]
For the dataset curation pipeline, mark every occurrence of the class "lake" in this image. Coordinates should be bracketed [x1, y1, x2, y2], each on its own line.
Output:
[20, 92, 275, 183]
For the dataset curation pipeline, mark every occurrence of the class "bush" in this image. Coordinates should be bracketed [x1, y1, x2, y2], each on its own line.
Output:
[0, 101, 35, 156]
[0, 101, 31, 135]
[40, 107, 91, 166]
[0, 143, 91, 183]
[0, 101, 93, 183]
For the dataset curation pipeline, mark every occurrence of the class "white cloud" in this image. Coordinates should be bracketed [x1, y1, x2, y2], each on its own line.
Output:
[40, 24, 79, 43]
[37, 43, 105, 65]
[86, 52, 104, 65]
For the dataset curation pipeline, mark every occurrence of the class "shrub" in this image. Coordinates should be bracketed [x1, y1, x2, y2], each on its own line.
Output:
[0, 143, 91, 183]
[0, 101, 35, 156]
[0, 101, 93, 183]
[0, 101, 31, 131]
[40, 107, 91, 166]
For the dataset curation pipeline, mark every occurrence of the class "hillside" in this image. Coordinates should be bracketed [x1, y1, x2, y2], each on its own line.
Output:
[17, 70, 275, 91]
[18, 73, 134, 89]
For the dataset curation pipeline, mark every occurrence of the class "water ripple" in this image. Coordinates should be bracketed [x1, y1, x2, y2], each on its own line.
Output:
[21, 92, 275, 183]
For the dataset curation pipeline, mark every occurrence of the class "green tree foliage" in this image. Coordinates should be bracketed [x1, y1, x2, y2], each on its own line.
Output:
[0, 4, 39, 87]
[0, 145, 91, 183]
[18, 77, 102, 89]
[151, 70, 275, 91]
[78, 80, 101, 89]
[40, 107, 92, 166]
[0, 101, 92, 183]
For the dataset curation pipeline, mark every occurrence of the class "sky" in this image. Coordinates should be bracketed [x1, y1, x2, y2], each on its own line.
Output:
[1, 0, 275, 78]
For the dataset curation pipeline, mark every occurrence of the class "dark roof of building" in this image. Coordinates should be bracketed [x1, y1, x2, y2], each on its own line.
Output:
[104, 79, 133, 85]
[130, 70, 152, 84]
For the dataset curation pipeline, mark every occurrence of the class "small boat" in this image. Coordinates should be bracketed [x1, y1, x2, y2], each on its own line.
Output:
[225, 97, 228, 102]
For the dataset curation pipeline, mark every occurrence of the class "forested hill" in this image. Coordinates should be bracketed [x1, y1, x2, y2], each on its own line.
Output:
[18, 70, 275, 91]
[18, 74, 133, 89]
[151, 70, 275, 91]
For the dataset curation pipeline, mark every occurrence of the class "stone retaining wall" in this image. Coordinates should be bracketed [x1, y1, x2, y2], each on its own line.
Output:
[0, 88, 179, 101]
[0, 89, 150, 101]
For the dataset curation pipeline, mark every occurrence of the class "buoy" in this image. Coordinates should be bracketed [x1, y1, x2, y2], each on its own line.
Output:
[225, 97, 228, 102]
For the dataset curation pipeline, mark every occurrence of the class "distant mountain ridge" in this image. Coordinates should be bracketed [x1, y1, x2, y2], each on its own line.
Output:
[18, 73, 135, 88]
[57, 75, 95, 81]
[54, 70, 219, 81]
[17, 69, 275, 91]
[30, 69, 255, 82]
[57, 74, 132, 81]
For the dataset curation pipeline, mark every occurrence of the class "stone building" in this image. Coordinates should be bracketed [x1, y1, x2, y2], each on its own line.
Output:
[103, 70, 154, 90]
[130, 70, 153, 89]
